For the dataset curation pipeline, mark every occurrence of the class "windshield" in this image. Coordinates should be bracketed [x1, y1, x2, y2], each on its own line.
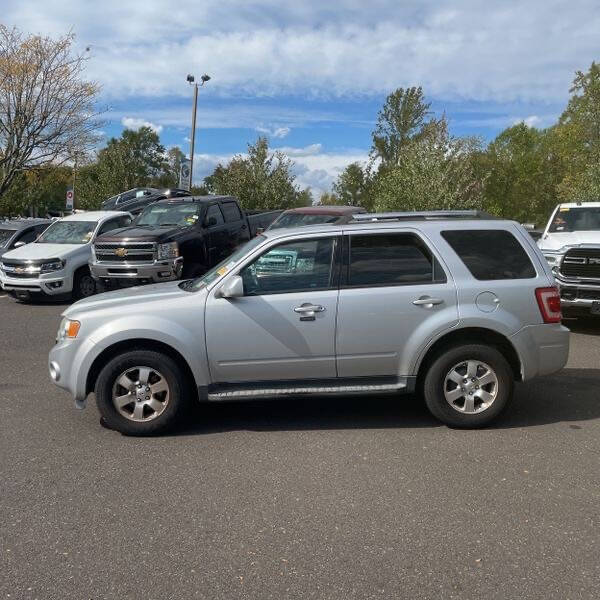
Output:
[268, 213, 340, 230]
[0, 229, 15, 247]
[181, 235, 266, 292]
[549, 207, 600, 233]
[37, 221, 96, 244]
[136, 203, 199, 227]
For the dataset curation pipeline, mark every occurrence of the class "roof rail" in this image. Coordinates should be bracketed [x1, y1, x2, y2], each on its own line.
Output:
[351, 210, 497, 222]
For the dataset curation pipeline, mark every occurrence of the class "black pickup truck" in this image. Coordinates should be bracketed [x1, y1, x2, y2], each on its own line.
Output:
[90, 195, 280, 286]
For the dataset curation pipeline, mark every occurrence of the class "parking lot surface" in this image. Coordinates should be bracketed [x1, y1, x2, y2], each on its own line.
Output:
[1, 294, 600, 600]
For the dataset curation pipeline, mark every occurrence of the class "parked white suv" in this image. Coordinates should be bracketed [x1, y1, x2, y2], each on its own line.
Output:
[0, 211, 132, 301]
[49, 211, 569, 435]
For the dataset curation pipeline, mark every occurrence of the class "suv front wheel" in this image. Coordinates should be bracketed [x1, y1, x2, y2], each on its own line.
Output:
[95, 350, 190, 435]
[423, 344, 514, 428]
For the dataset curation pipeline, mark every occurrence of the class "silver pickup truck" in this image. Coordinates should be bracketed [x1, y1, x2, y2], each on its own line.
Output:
[49, 211, 569, 435]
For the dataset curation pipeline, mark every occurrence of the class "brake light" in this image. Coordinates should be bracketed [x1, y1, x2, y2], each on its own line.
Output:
[535, 287, 562, 323]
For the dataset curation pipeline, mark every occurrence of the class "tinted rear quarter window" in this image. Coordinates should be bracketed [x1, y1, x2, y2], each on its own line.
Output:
[442, 229, 536, 280]
[221, 202, 243, 222]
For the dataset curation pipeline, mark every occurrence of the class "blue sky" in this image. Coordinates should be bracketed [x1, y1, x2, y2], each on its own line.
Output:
[5, 0, 599, 196]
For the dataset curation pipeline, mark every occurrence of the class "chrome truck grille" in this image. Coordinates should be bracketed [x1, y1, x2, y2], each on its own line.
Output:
[559, 248, 600, 280]
[94, 241, 156, 263]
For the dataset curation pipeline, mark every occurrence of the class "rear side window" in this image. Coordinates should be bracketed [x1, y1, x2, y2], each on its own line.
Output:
[347, 233, 446, 287]
[442, 229, 536, 280]
[221, 202, 243, 222]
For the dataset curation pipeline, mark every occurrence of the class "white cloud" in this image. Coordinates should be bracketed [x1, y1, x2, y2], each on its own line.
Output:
[4, 0, 598, 104]
[255, 125, 292, 138]
[121, 117, 163, 134]
[192, 145, 368, 199]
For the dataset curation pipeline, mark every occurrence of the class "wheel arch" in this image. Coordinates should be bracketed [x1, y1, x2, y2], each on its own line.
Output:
[415, 327, 523, 388]
[86, 338, 198, 399]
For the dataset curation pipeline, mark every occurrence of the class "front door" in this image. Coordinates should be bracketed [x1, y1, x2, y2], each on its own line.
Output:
[336, 230, 458, 378]
[205, 235, 340, 383]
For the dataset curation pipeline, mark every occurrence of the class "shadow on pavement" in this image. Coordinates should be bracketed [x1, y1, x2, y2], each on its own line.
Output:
[170, 367, 600, 436]
[563, 317, 600, 336]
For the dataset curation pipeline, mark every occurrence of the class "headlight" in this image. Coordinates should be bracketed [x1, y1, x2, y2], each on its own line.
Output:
[157, 242, 179, 260]
[56, 318, 81, 341]
[40, 259, 65, 273]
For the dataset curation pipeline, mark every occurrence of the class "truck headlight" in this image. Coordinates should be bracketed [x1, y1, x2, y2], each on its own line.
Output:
[40, 259, 65, 273]
[157, 242, 179, 260]
[57, 318, 80, 341]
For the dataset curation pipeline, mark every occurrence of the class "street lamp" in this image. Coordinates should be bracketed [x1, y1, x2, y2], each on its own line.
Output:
[187, 73, 211, 191]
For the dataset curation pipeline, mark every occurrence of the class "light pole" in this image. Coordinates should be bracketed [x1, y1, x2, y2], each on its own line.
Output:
[186, 73, 210, 191]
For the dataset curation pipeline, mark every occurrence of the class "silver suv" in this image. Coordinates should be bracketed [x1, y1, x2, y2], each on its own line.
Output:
[48, 211, 569, 435]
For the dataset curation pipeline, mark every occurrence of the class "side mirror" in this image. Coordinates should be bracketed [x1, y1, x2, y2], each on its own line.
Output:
[217, 275, 244, 299]
[205, 216, 217, 227]
[13, 241, 26, 248]
[521, 223, 536, 231]
[255, 227, 265, 235]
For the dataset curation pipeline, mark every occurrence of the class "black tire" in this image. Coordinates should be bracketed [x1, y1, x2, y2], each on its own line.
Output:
[73, 268, 97, 299]
[422, 344, 514, 428]
[95, 350, 190, 435]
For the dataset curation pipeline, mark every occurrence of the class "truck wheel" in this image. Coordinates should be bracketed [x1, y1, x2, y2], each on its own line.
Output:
[95, 350, 190, 435]
[73, 268, 96, 299]
[422, 344, 513, 428]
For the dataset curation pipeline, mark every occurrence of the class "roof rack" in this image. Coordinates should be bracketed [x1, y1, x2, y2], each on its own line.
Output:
[351, 210, 497, 222]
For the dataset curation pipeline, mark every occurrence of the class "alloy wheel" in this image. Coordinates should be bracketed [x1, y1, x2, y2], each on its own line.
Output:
[443, 360, 498, 414]
[112, 366, 170, 422]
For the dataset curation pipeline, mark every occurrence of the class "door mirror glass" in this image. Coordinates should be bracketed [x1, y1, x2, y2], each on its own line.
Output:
[218, 275, 244, 298]
[13, 241, 25, 248]
[205, 216, 218, 227]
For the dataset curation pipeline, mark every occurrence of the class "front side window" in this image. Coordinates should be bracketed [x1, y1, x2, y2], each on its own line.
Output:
[136, 203, 200, 227]
[37, 221, 96, 244]
[15, 228, 38, 245]
[97, 218, 122, 236]
[240, 237, 336, 295]
[442, 229, 536, 280]
[347, 233, 442, 287]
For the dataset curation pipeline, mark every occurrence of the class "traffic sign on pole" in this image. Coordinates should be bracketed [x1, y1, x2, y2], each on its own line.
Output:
[66, 188, 74, 211]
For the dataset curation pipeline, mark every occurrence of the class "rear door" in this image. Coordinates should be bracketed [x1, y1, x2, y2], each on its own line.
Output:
[204, 203, 229, 266]
[221, 200, 250, 245]
[336, 230, 458, 378]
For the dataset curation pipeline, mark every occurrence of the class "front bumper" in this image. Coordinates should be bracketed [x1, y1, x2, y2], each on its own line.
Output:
[90, 257, 183, 283]
[0, 270, 71, 296]
[554, 274, 600, 312]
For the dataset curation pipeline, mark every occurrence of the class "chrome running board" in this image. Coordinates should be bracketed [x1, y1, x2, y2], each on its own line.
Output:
[206, 379, 409, 401]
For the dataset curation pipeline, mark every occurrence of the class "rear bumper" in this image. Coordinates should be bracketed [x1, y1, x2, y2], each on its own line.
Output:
[90, 257, 183, 283]
[510, 323, 570, 381]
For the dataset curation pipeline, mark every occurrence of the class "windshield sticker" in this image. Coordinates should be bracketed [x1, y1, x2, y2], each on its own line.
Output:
[559, 207, 570, 212]
[216, 266, 229, 276]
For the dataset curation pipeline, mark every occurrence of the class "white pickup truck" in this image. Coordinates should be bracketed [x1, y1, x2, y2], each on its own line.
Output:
[0, 211, 132, 302]
[538, 202, 600, 316]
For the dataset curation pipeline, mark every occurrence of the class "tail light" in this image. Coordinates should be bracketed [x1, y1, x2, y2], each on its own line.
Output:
[535, 287, 562, 323]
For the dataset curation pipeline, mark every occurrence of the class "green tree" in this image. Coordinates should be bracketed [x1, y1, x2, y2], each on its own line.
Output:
[332, 162, 373, 210]
[205, 137, 308, 210]
[555, 62, 600, 201]
[373, 118, 484, 212]
[77, 127, 166, 208]
[152, 146, 186, 189]
[479, 123, 564, 224]
[371, 87, 432, 167]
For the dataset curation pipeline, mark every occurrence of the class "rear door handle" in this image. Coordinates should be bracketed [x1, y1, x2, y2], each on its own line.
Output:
[412, 297, 444, 307]
[294, 303, 326, 321]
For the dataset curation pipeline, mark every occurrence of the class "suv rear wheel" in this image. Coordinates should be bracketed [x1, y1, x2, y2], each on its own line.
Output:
[95, 350, 190, 435]
[423, 344, 513, 428]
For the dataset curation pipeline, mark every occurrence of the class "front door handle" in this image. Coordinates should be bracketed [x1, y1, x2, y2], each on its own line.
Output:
[412, 296, 444, 307]
[294, 303, 326, 321]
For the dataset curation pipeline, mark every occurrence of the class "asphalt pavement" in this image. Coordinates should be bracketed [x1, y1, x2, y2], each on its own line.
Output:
[1, 294, 599, 599]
